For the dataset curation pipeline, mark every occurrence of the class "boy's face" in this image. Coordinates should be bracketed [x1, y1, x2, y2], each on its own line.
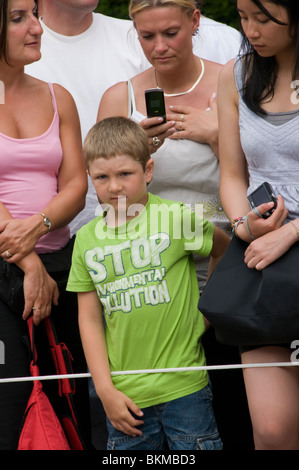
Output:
[88, 154, 154, 222]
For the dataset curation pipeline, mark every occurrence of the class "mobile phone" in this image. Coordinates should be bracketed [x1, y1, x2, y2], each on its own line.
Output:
[145, 88, 166, 123]
[247, 182, 278, 219]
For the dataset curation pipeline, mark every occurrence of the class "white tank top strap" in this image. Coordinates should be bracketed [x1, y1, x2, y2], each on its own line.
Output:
[127, 79, 146, 123]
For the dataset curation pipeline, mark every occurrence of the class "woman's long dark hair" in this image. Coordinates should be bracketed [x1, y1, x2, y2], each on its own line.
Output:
[0, 0, 9, 63]
[240, 0, 299, 113]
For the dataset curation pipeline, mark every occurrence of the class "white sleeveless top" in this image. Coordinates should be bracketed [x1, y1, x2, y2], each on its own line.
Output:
[127, 79, 230, 291]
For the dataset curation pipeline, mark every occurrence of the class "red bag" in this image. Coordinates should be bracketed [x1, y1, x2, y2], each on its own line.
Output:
[43, 317, 85, 450]
[18, 317, 85, 450]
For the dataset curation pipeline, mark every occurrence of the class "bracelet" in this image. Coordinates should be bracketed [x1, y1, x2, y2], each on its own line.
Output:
[231, 216, 255, 240]
[231, 217, 246, 237]
[245, 216, 255, 240]
[290, 221, 299, 240]
[231, 217, 244, 230]
[37, 212, 51, 231]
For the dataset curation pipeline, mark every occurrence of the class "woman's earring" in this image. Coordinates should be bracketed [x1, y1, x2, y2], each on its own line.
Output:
[192, 28, 199, 37]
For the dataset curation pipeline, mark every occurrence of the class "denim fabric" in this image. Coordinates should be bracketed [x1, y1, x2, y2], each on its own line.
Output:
[106, 384, 222, 450]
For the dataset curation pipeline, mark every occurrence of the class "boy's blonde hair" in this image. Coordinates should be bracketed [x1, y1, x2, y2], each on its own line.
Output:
[129, 0, 202, 20]
[84, 117, 151, 171]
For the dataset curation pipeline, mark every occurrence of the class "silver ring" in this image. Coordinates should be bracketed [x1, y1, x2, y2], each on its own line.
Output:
[180, 114, 184, 122]
[178, 121, 183, 131]
[252, 207, 262, 218]
[5, 250, 12, 258]
[152, 136, 161, 147]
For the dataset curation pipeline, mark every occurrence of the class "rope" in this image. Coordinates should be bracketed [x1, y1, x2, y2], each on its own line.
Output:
[1, 361, 299, 384]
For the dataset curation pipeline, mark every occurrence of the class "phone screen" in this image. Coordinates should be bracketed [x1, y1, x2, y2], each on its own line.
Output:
[145, 88, 166, 122]
[251, 186, 271, 206]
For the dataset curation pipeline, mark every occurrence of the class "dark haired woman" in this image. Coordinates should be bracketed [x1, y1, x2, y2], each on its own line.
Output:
[0, 0, 88, 449]
[218, 0, 299, 449]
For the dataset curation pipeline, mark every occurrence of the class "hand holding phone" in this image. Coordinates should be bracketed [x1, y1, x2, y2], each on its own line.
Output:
[247, 182, 278, 219]
[145, 88, 166, 123]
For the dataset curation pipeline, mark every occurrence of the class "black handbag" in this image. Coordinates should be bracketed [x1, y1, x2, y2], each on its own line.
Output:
[198, 235, 299, 346]
[0, 236, 75, 313]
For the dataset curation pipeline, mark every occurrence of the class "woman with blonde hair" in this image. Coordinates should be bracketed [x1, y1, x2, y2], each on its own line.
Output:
[98, 0, 230, 292]
[95, 0, 249, 451]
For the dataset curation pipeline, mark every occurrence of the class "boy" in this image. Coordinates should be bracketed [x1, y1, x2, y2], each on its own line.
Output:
[67, 117, 230, 450]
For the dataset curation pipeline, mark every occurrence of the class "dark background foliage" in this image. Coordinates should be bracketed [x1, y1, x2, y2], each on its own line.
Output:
[95, 0, 240, 30]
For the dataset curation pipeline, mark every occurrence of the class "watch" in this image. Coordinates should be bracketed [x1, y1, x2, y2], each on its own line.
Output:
[38, 212, 51, 231]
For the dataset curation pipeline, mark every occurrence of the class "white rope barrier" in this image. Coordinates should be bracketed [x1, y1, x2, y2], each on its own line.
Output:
[1, 361, 299, 384]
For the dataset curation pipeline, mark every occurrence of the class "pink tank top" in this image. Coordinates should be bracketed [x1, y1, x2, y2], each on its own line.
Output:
[0, 83, 70, 253]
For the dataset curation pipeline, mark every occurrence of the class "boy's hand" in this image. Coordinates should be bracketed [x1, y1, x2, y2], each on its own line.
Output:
[101, 387, 144, 437]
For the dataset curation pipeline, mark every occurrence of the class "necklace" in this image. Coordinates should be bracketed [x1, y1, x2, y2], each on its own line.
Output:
[154, 58, 205, 97]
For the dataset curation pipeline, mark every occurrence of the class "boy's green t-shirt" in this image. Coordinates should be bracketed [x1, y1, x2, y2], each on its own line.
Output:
[67, 193, 214, 408]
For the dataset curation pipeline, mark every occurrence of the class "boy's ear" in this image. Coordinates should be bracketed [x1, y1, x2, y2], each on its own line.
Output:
[145, 158, 154, 183]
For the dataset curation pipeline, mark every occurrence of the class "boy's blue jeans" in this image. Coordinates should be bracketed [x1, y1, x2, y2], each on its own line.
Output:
[106, 384, 222, 450]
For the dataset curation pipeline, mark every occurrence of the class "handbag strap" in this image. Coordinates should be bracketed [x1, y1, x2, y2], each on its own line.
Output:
[27, 316, 76, 414]
[27, 316, 37, 365]
[43, 317, 75, 395]
[26, 315, 85, 449]
[43, 317, 80, 427]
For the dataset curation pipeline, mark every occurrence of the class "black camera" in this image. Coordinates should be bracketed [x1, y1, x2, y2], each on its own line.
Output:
[247, 182, 277, 219]
[145, 88, 166, 123]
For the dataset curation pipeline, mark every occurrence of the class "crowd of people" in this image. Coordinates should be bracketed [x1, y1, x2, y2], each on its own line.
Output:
[0, 0, 298, 451]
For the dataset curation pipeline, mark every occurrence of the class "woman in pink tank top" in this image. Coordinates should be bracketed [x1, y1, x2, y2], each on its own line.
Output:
[0, 0, 90, 449]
